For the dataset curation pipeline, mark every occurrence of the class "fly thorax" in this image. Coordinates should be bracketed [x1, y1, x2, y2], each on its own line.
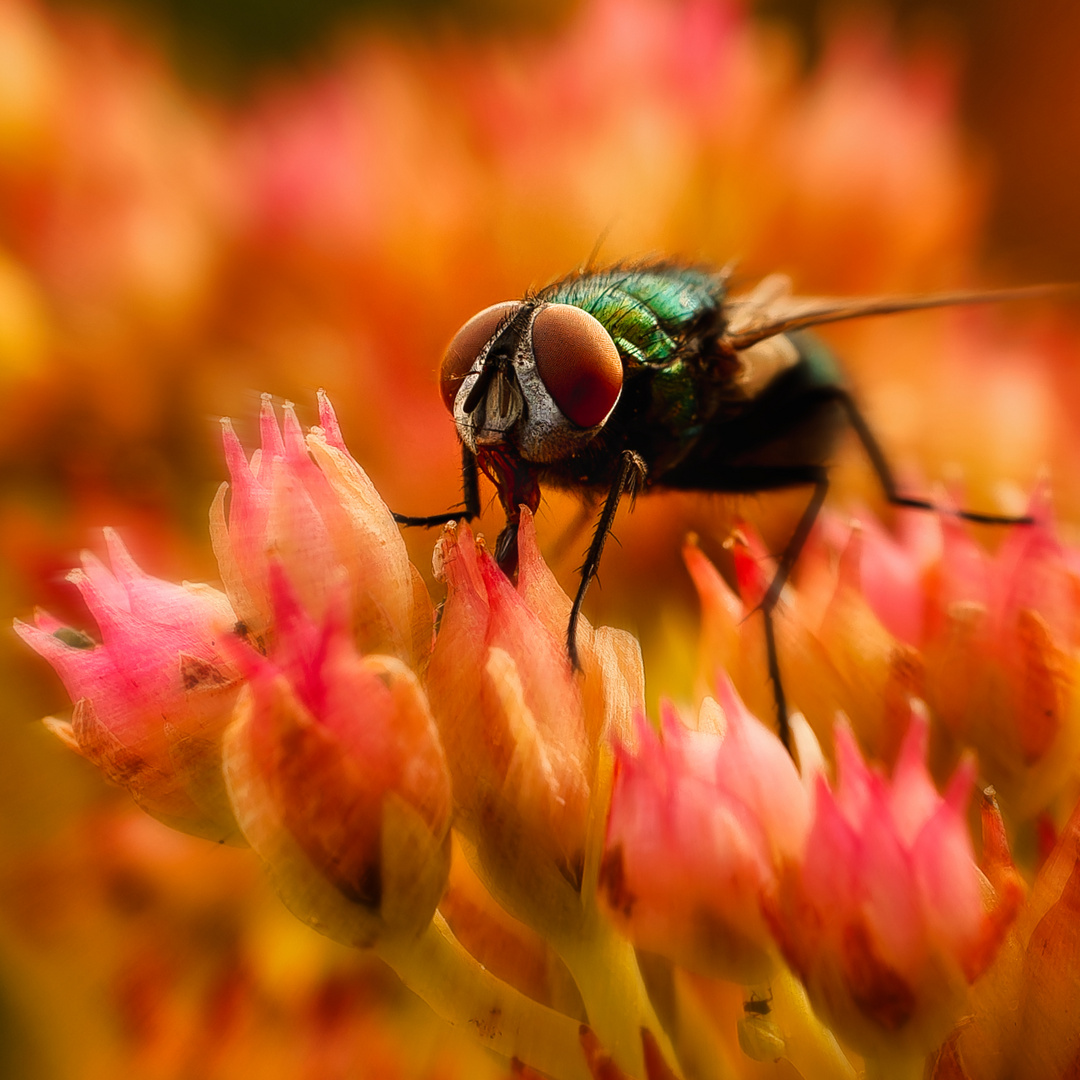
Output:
[452, 302, 623, 464]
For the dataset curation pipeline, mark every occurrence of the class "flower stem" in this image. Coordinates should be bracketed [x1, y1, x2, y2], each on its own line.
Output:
[863, 1051, 927, 1080]
[376, 913, 591, 1080]
[553, 910, 682, 1079]
[769, 968, 856, 1080]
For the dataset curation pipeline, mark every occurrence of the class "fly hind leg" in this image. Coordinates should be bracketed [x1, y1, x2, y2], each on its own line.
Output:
[715, 464, 830, 754]
[837, 391, 1034, 526]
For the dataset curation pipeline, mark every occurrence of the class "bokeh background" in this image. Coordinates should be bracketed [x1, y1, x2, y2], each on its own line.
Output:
[2, 0, 1078, 1077]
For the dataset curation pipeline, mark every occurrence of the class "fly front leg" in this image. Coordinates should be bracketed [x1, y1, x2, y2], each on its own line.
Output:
[392, 443, 481, 528]
[567, 450, 647, 671]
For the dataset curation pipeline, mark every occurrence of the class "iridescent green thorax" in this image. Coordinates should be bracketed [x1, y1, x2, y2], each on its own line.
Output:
[538, 265, 723, 366]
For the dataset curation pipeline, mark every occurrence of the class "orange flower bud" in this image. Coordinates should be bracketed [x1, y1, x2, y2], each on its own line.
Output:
[427, 512, 643, 935]
[223, 565, 451, 947]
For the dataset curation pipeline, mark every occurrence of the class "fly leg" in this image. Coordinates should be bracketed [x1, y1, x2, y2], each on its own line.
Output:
[392, 444, 481, 527]
[837, 392, 1034, 526]
[692, 463, 831, 754]
[548, 493, 600, 572]
[567, 450, 647, 670]
[757, 469, 829, 753]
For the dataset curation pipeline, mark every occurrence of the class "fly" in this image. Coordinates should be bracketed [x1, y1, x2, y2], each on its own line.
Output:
[395, 261, 1061, 751]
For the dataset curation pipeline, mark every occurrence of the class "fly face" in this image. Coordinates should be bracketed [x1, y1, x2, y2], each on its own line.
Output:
[440, 300, 624, 464]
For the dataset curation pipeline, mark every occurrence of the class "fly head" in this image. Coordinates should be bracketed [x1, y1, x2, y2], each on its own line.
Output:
[440, 299, 624, 464]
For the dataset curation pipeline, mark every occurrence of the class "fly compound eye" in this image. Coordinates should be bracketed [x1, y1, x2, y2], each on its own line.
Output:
[440, 301, 522, 412]
[531, 304, 623, 428]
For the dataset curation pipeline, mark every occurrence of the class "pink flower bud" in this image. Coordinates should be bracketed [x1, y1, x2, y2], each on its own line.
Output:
[768, 709, 1018, 1059]
[601, 679, 812, 982]
[210, 392, 432, 668]
[14, 529, 243, 841]
[223, 565, 451, 947]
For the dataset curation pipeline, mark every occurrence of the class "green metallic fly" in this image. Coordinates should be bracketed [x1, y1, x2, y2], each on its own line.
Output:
[395, 261, 1051, 750]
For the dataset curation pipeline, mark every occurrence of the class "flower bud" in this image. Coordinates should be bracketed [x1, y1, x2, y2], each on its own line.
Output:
[223, 565, 451, 947]
[922, 490, 1080, 818]
[601, 679, 812, 982]
[768, 709, 1018, 1060]
[15, 529, 243, 842]
[210, 391, 432, 668]
[427, 512, 643, 935]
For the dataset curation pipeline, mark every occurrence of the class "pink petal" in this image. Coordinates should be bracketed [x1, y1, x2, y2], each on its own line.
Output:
[887, 706, 941, 845]
[257, 393, 286, 482]
[317, 388, 349, 454]
[911, 785, 981, 958]
[832, 722, 874, 826]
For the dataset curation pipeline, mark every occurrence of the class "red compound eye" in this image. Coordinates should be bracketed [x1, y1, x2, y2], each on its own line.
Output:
[440, 302, 521, 412]
[531, 304, 623, 428]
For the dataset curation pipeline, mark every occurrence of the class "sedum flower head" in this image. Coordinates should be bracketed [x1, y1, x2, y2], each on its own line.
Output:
[768, 710, 1018, 1060]
[821, 487, 1080, 817]
[14, 528, 244, 842]
[224, 563, 452, 948]
[601, 678, 812, 983]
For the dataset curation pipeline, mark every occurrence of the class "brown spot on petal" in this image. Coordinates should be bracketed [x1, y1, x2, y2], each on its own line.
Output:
[468, 1005, 503, 1041]
[599, 845, 635, 918]
[842, 921, 916, 1031]
[179, 654, 235, 691]
[1013, 609, 1068, 764]
[71, 699, 160, 789]
[51, 627, 95, 649]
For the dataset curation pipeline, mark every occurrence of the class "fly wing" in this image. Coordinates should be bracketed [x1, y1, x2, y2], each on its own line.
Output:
[723, 275, 811, 396]
[721, 282, 1073, 353]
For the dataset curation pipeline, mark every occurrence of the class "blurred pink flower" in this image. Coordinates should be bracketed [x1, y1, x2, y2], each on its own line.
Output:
[224, 563, 451, 948]
[14, 527, 243, 841]
[601, 678, 812, 982]
[939, 793, 1080, 1080]
[819, 485, 1080, 815]
[768, 711, 1018, 1060]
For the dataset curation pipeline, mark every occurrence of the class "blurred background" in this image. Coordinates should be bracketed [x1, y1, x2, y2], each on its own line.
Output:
[2, 0, 1078, 1076]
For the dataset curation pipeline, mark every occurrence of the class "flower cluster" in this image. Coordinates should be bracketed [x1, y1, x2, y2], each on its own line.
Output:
[7, 0, 1080, 1078]
[19, 389, 1080, 1080]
